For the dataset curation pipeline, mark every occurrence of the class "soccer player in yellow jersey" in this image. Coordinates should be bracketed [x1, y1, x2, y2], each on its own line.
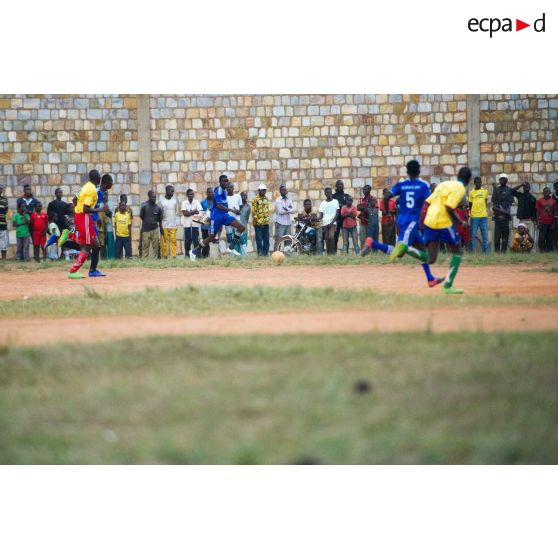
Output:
[423, 167, 471, 293]
[67, 169, 109, 279]
[394, 167, 471, 294]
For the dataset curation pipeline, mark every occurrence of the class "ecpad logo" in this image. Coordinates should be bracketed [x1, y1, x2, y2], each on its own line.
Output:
[468, 13, 546, 37]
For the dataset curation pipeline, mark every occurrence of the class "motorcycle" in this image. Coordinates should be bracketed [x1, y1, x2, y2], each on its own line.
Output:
[276, 218, 321, 256]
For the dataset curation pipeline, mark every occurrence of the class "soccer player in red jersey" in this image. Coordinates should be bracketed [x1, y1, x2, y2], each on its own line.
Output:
[67, 170, 109, 279]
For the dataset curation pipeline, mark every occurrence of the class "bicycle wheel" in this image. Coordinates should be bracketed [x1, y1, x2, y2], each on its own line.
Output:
[276, 236, 301, 256]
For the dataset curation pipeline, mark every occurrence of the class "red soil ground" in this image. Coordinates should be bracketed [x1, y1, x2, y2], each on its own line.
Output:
[2, 307, 557, 348]
[1, 264, 556, 301]
[1, 264, 556, 346]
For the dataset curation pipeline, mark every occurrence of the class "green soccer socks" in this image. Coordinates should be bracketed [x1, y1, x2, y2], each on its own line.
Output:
[406, 245, 429, 263]
[444, 254, 462, 290]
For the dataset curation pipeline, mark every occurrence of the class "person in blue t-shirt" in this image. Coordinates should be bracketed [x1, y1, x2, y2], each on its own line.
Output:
[190, 175, 245, 261]
[363, 160, 443, 288]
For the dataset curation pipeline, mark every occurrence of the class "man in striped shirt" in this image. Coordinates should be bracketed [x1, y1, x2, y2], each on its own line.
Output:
[274, 185, 295, 249]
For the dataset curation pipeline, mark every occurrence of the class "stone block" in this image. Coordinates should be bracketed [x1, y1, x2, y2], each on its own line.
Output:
[23, 98, 40, 109]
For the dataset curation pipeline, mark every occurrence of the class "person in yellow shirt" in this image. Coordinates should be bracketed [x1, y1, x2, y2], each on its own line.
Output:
[396, 167, 471, 294]
[68, 170, 111, 279]
[114, 201, 133, 258]
[423, 167, 471, 293]
[468, 176, 489, 252]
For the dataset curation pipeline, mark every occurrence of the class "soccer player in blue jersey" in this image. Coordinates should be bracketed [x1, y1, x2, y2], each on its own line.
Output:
[362, 160, 443, 288]
[190, 175, 245, 261]
[384, 167, 471, 294]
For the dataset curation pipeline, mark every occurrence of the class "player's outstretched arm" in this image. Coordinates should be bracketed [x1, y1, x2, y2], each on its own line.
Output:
[83, 204, 107, 214]
[446, 206, 468, 228]
[383, 190, 394, 208]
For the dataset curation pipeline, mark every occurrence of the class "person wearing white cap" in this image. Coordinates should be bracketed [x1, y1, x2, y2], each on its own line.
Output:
[251, 184, 270, 256]
[491, 173, 514, 253]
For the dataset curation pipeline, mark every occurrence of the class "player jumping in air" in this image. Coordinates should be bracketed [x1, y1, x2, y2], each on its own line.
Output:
[389, 167, 472, 294]
[67, 170, 110, 279]
[189, 174, 245, 261]
[362, 160, 443, 288]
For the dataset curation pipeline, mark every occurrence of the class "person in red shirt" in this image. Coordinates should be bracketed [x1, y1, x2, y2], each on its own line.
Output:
[536, 187, 558, 252]
[30, 201, 48, 262]
[357, 184, 374, 251]
[454, 200, 471, 249]
[340, 195, 359, 254]
[379, 188, 397, 245]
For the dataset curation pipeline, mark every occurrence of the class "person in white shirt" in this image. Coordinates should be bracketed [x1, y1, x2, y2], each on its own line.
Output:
[225, 183, 242, 250]
[181, 188, 203, 258]
[318, 187, 340, 255]
[159, 184, 178, 258]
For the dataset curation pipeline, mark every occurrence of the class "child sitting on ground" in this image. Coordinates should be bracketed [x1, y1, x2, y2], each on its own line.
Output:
[511, 223, 534, 253]
[58, 202, 79, 260]
[45, 212, 61, 260]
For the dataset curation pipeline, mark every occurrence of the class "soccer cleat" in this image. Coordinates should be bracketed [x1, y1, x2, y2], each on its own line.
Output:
[226, 248, 241, 256]
[361, 237, 373, 257]
[389, 241, 407, 262]
[88, 270, 106, 277]
[428, 277, 444, 288]
[443, 286, 464, 294]
[67, 272, 85, 279]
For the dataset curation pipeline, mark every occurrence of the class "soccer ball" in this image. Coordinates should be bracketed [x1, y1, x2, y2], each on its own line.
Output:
[271, 251, 286, 264]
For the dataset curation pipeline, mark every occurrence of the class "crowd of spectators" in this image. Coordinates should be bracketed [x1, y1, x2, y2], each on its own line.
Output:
[0, 174, 557, 262]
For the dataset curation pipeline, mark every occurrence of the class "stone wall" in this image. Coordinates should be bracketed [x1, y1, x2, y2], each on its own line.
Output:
[149, 94, 468, 203]
[0, 95, 139, 195]
[1, 93, 557, 252]
[479, 94, 558, 194]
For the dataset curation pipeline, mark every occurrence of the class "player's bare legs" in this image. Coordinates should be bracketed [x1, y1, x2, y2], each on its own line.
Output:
[426, 239, 439, 264]
[365, 237, 443, 288]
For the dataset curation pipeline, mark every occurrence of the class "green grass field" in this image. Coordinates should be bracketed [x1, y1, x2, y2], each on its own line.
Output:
[1, 332, 557, 464]
[1, 284, 555, 320]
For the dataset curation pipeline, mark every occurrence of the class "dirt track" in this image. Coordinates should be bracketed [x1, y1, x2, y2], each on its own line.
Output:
[1, 264, 557, 300]
[1, 264, 557, 346]
[2, 307, 557, 347]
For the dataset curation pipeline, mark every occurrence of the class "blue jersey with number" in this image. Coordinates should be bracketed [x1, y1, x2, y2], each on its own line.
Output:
[91, 187, 105, 223]
[389, 179, 430, 222]
[211, 185, 228, 218]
